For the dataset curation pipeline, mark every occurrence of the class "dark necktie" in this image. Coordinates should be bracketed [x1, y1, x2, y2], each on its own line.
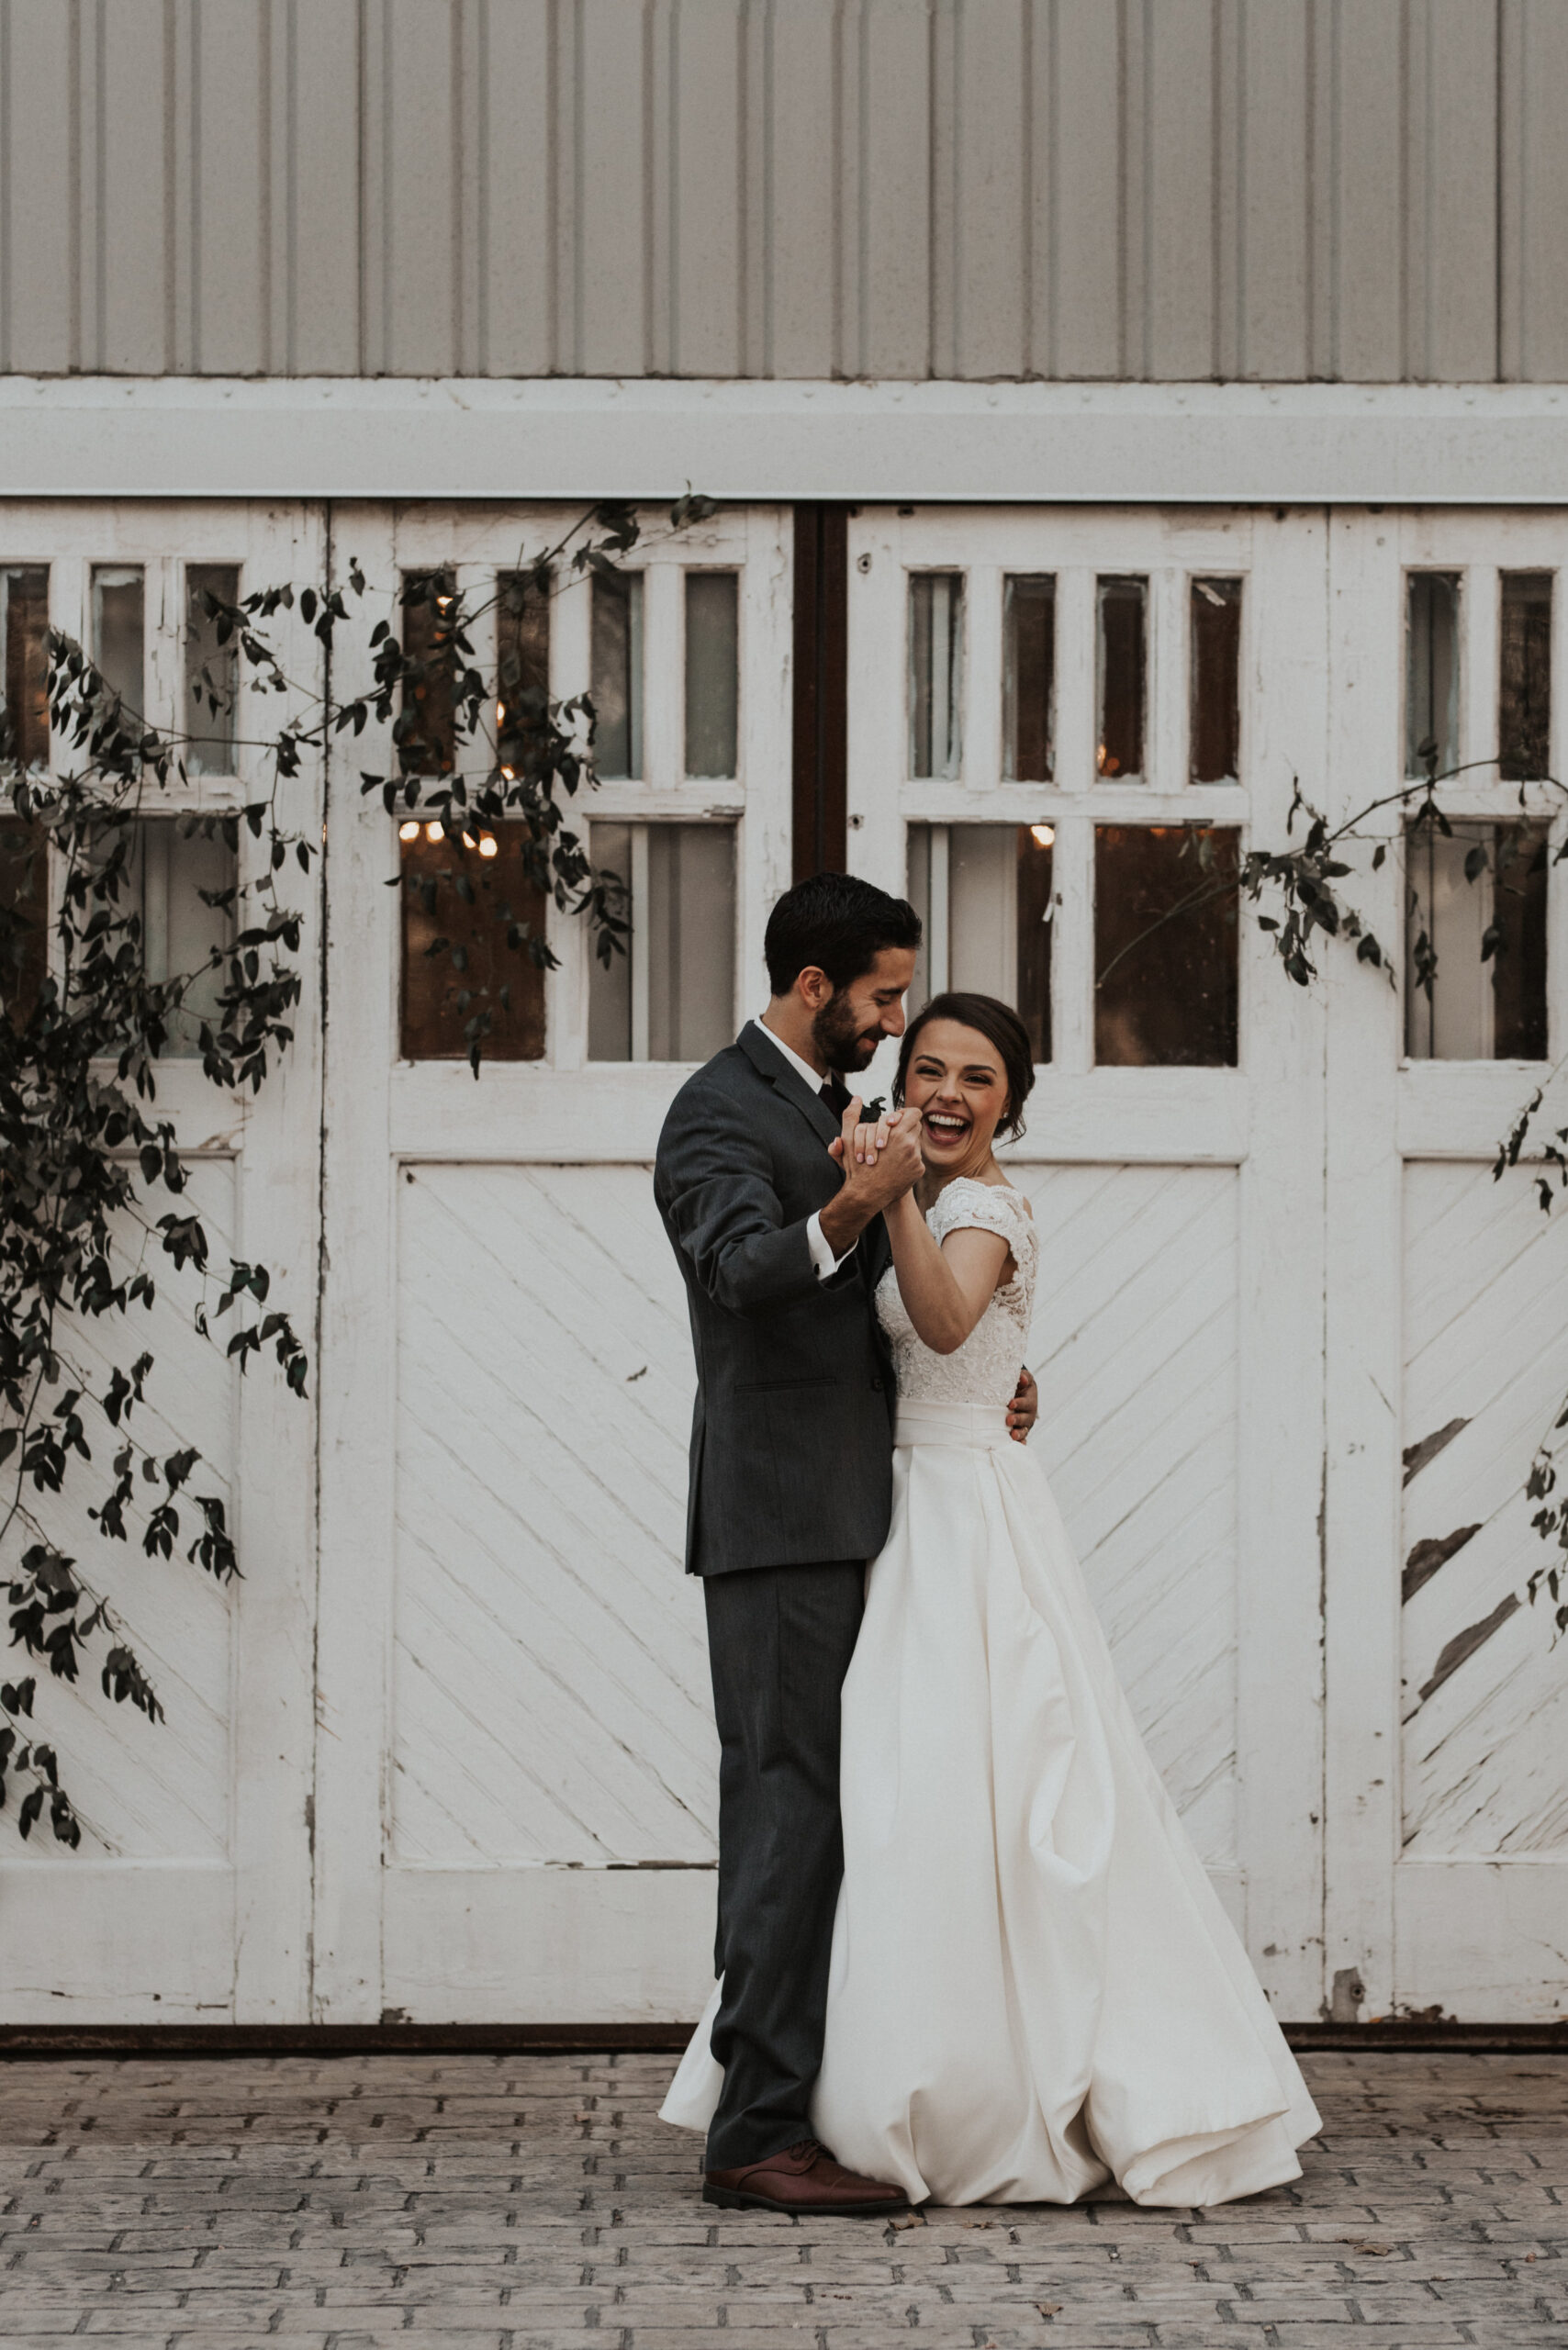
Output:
[819, 1076, 852, 1117]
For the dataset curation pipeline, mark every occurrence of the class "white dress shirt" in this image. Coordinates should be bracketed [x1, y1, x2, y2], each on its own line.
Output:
[749, 1016, 854, 1281]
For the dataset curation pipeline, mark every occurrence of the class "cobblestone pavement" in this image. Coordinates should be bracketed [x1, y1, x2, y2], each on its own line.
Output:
[0, 2050, 1563, 2349]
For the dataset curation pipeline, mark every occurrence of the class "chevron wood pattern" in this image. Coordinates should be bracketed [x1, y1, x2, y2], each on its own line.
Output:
[393, 1163, 715, 1868]
[1402, 1160, 1568, 1857]
[1015, 1163, 1240, 1867]
[0, 1157, 236, 1863]
[393, 1158, 1239, 1874]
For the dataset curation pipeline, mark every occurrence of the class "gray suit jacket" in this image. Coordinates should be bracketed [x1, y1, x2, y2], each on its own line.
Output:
[654, 1024, 897, 1576]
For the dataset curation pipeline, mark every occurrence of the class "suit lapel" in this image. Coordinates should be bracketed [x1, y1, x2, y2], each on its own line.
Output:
[736, 1020, 843, 1150]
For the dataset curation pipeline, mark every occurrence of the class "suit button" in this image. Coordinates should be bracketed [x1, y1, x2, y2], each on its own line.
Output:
[870, 1376, 883, 1391]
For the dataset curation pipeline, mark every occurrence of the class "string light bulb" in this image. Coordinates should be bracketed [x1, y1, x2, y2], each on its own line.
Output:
[424, 821, 442, 844]
[478, 835, 498, 859]
[398, 820, 420, 842]
[1030, 823, 1056, 848]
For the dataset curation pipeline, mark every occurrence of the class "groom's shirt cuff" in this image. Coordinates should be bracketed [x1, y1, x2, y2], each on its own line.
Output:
[806, 1212, 853, 1281]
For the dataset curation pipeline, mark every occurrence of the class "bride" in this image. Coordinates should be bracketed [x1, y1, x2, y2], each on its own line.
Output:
[663, 990, 1320, 2209]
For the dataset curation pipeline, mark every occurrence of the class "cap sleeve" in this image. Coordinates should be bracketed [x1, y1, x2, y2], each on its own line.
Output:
[931, 1178, 1035, 1261]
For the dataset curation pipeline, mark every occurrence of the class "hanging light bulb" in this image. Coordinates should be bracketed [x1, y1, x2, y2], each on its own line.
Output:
[478, 834, 498, 859]
[424, 821, 442, 844]
[1030, 823, 1056, 848]
[398, 820, 420, 842]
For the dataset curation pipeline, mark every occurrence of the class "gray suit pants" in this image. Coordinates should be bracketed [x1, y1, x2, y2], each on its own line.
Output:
[701, 1558, 866, 2171]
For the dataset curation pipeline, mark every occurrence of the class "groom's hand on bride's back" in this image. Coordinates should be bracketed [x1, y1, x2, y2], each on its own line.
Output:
[819, 1097, 923, 1254]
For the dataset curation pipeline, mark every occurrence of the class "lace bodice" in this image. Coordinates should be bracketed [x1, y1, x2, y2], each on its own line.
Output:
[875, 1178, 1038, 1406]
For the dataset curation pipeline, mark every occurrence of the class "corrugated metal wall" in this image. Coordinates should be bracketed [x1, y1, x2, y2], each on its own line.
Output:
[2, 0, 1566, 385]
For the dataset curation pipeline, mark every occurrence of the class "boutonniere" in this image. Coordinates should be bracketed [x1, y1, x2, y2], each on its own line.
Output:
[861, 1096, 887, 1121]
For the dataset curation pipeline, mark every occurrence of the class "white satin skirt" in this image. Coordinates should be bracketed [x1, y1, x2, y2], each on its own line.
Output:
[661, 1397, 1321, 2208]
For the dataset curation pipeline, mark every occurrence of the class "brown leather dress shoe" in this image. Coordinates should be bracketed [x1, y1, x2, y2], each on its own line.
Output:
[704, 2137, 910, 2217]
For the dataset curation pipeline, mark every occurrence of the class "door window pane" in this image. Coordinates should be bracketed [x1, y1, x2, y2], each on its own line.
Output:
[1404, 818, 1548, 1061]
[0, 812, 47, 1027]
[1, 565, 50, 768]
[91, 565, 144, 717]
[399, 820, 547, 1061]
[1499, 571, 1552, 782]
[1191, 577, 1242, 782]
[1406, 572, 1461, 780]
[591, 571, 644, 779]
[1003, 576, 1054, 781]
[686, 572, 739, 778]
[588, 821, 735, 1062]
[185, 564, 240, 775]
[137, 820, 236, 1056]
[1094, 824, 1239, 1066]
[906, 822, 1053, 1063]
[399, 572, 457, 776]
[1097, 576, 1146, 779]
[497, 570, 552, 778]
[76, 819, 235, 1059]
[909, 574, 963, 778]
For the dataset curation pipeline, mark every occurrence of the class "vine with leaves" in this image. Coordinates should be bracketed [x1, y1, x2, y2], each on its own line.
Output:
[0, 497, 711, 1846]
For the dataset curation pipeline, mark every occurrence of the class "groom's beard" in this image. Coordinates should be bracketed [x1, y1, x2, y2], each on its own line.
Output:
[812, 988, 886, 1075]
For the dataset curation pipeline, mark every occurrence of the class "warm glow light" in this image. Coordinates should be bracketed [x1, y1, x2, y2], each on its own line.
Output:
[499, 765, 515, 781]
[424, 821, 442, 844]
[462, 831, 477, 849]
[478, 834, 498, 859]
[1030, 823, 1056, 848]
[398, 820, 420, 842]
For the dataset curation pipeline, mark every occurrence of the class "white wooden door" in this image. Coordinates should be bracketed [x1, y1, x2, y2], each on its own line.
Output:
[1324, 509, 1568, 2024]
[0, 498, 322, 2022]
[846, 506, 1329, 2022]
[313, 502, 793, 2022]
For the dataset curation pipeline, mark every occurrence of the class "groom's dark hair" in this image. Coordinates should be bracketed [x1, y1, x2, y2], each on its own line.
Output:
[765, 871, 923, 996]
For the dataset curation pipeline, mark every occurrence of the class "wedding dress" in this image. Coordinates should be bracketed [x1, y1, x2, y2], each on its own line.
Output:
[662, 1176, 1320, 2207]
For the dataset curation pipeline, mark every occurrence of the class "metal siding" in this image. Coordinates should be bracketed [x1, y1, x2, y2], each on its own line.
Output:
[0, 0, 1562, 383]
[1502, 0, 1568, 383]
[1047, 0, 1125, 380]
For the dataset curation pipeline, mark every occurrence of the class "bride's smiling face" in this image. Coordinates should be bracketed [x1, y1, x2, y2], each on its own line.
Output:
[901, 1020, 1010, 1179]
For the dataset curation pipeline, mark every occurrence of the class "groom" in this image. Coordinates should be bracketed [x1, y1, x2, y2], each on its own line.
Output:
[655, 871, 1037, 2215]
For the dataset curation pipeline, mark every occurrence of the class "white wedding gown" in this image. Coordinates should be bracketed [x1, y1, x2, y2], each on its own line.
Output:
[662, 1177, 1320, 2207]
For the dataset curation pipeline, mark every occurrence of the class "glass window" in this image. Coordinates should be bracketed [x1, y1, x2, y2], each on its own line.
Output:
[686, 573, 739, 778]
[588, 821, 735, 1062]
[1003, 576, 1055, 781]
[909, 574, 964, 779]
[1406, 573, 1461, 781]
[399, 820, 547, 1061]
[1191, 577, 1242, 783]
[399, 572, 457, 777]
[185, 564, 241, 776]
[1, 565, 50, 769]
[0, 811, 47, 1028]
[496, 571, 552, 778]
[1404, 817, 1548, 1061]
[591, 571, 644, 779]
[74, 818, 234, 1059]
[135, 820, 235, 1057]
[906, 822, 1054, 1063]
[1094, 824, 1239, 1066]
[1097, 576, 1146, 779]
[91, 565, 145, 718]
[1499, 572, 1552, 782]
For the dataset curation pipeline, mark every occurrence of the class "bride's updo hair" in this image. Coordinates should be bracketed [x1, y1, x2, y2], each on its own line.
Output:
[892, 991, 1036, 1143]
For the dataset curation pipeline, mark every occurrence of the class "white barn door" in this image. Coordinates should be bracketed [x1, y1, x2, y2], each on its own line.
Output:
[313, 504, 793, 2022]
[846, 505, 1329, 2022]
[0, 498, 322, 2022]
[1325, 509, 1568, 2024]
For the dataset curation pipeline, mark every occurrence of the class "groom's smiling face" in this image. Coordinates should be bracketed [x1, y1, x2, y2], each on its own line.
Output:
[812, 946, 918, 1074]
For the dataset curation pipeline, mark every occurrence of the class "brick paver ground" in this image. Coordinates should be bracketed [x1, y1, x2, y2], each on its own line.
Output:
[0, 2050, 1562, 2349]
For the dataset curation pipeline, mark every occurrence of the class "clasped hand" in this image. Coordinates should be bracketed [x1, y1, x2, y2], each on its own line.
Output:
[824, 1097, 923, 1206]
